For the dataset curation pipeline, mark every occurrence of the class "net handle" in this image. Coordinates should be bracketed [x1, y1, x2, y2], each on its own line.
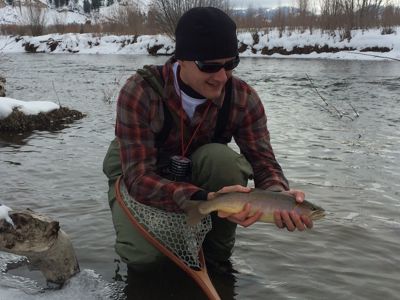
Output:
[115, 176, 221, 300]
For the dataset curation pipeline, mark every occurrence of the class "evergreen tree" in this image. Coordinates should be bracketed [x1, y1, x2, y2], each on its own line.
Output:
[6, 0, 13, 5]
[106, 0, 113, 6]
[91, 0, 101, 11]
[83, 0, 91, 13]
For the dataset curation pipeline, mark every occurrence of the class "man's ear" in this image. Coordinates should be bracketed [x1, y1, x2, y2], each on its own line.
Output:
[177, 59, 183, 65]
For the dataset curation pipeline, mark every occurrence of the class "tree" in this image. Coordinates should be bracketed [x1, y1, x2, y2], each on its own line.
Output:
[83, 0, 91, 13]
[25, 0, 47, 36]
[91, 0, 101, 11]
[148, 0, 230, 38]
[297, 0, 309, 23]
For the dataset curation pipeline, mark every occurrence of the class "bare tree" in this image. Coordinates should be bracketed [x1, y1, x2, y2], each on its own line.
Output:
[298, 0, 309, 22]
[24, 0, 47, 36]
[232, 5, 267, 31]
[148, 0, 231, 38]
[107, 1, 146, 35]
[319, 0, 345, 31]
[270, 7, 288, 36]
[52, 11, 68, 34]
[381, 0, 400, 32]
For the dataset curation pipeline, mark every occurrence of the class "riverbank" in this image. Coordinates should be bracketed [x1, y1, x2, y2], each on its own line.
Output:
[1, 27, 399, 61]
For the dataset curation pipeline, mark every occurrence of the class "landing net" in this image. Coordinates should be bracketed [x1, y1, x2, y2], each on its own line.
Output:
[119, 182, 212, 269]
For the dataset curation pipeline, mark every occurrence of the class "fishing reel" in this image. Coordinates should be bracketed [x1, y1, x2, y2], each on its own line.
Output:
[169, 155, 191, 182]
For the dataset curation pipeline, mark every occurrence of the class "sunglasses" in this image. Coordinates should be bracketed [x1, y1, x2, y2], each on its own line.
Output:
[194, 56, 240, 73]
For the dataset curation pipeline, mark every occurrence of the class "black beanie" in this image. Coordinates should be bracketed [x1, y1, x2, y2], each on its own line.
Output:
[175, 7, 238, 61]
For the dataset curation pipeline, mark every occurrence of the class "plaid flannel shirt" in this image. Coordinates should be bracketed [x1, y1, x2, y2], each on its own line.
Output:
[116, 58, 289, 212]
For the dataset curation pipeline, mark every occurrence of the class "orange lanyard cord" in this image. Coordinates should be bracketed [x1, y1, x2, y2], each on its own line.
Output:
[179, 89, 212, 157]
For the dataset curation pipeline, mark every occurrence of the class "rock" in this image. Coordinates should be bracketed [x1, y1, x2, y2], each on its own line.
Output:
[24, 42, 40, 53]
[0, 208, 80, 285]
[47, 38, 59, 52]
[0, 77, 5, 97]
[147, 44, 164, 56]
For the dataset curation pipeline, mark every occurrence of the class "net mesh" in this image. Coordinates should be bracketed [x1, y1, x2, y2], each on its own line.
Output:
[120, 182, 212, 269]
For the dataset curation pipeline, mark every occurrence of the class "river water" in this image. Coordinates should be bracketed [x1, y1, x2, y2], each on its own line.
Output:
[0, 54, 399, 300]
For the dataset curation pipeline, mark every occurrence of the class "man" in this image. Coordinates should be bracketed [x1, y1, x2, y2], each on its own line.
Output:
[103, 7, 312, 275]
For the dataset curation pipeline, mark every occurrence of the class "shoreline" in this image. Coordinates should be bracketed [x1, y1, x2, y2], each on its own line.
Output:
[0, 27, 399, 61]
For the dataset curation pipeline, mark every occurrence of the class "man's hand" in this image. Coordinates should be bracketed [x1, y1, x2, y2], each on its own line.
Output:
[273, 189, 313, 231]
[208, 185, 263, 227]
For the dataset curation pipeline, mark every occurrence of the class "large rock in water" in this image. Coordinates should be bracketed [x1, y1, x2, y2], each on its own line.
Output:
[0, 208, 80, 285]
[0, 77, 5, 97]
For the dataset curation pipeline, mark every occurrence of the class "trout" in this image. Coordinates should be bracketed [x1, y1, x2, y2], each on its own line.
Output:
[185, 189, 325, 225]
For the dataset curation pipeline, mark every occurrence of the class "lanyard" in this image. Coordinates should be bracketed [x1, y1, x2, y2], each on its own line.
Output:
[179, 89, 212, 157]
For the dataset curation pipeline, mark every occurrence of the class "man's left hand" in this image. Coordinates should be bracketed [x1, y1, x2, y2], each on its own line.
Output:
[273, 189, 313, 231]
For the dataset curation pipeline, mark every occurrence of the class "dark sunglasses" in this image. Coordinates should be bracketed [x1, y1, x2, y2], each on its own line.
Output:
[194, 56, 240, 73]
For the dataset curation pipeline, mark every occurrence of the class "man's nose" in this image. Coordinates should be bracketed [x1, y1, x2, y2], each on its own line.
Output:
[211, 68, 228, 82]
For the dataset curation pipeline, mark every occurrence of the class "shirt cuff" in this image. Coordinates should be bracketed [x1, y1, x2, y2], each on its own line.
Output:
[190, 190, 209, 201]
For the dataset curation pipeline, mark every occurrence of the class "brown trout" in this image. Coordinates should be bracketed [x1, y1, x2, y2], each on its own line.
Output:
[185, 188, 325, 225]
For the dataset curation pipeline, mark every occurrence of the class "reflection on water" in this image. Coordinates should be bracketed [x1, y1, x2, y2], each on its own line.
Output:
[1, 54, 400, 299]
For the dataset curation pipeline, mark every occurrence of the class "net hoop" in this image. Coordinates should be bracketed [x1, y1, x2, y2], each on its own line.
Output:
[115, 176, 221, 300]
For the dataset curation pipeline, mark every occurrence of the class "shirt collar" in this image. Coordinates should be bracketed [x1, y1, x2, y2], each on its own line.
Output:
[162, 57, 226, 109]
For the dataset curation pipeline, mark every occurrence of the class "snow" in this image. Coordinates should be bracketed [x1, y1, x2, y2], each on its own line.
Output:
[0, 26, 399, 61]
[0, 97, 60, 119]
[236, 27, 400, 60]
[0, 1, 149, 26]
[0, 204, 15, 228]
[0, 5, 88, 25]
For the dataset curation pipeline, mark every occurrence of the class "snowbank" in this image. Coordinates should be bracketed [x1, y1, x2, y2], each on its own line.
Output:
[0, 97, 85, 133]
[1, 27, 399, 60]
[0, 97, 59, 119]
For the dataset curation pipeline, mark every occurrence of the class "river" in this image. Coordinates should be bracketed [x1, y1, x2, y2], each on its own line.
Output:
[0, 54, 399, 299]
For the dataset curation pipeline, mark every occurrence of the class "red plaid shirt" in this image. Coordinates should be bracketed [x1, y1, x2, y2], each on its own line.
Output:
[116, 58, 289, 212]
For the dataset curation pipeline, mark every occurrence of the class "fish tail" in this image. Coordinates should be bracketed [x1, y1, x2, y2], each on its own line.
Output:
[184, 200, 207, 226]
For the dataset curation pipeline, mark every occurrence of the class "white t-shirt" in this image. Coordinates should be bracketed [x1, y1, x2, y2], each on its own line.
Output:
[173, 62, 206, 120]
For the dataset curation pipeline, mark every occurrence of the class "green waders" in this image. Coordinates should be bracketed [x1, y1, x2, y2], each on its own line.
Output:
[103, 140, 253, 269]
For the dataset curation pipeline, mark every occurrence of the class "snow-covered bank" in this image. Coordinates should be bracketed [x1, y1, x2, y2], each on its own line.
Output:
[0, 33, 174, 55]
[0, 97, 59, 119]
[0, 97, 85, 133]
[0, 27, 399, 61]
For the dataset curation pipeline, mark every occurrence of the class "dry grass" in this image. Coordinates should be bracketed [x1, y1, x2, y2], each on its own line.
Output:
[0, 2, 399, 37]
[232, 3, 400, 34]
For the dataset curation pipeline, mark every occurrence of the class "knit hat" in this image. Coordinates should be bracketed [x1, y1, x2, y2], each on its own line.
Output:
[175, 7, 238, 61]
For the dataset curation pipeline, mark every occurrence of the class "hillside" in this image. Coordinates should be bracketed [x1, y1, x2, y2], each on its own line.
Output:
[0, 1, 290, 26]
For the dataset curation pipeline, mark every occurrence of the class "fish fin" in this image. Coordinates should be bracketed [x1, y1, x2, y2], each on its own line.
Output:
[183, 200, 207, 226]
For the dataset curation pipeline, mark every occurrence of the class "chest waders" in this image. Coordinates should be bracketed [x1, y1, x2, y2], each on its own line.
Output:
[103, 65, 235, 300]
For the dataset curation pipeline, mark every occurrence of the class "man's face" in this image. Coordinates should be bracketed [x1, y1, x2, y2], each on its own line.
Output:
[178, 57, 235, 100]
